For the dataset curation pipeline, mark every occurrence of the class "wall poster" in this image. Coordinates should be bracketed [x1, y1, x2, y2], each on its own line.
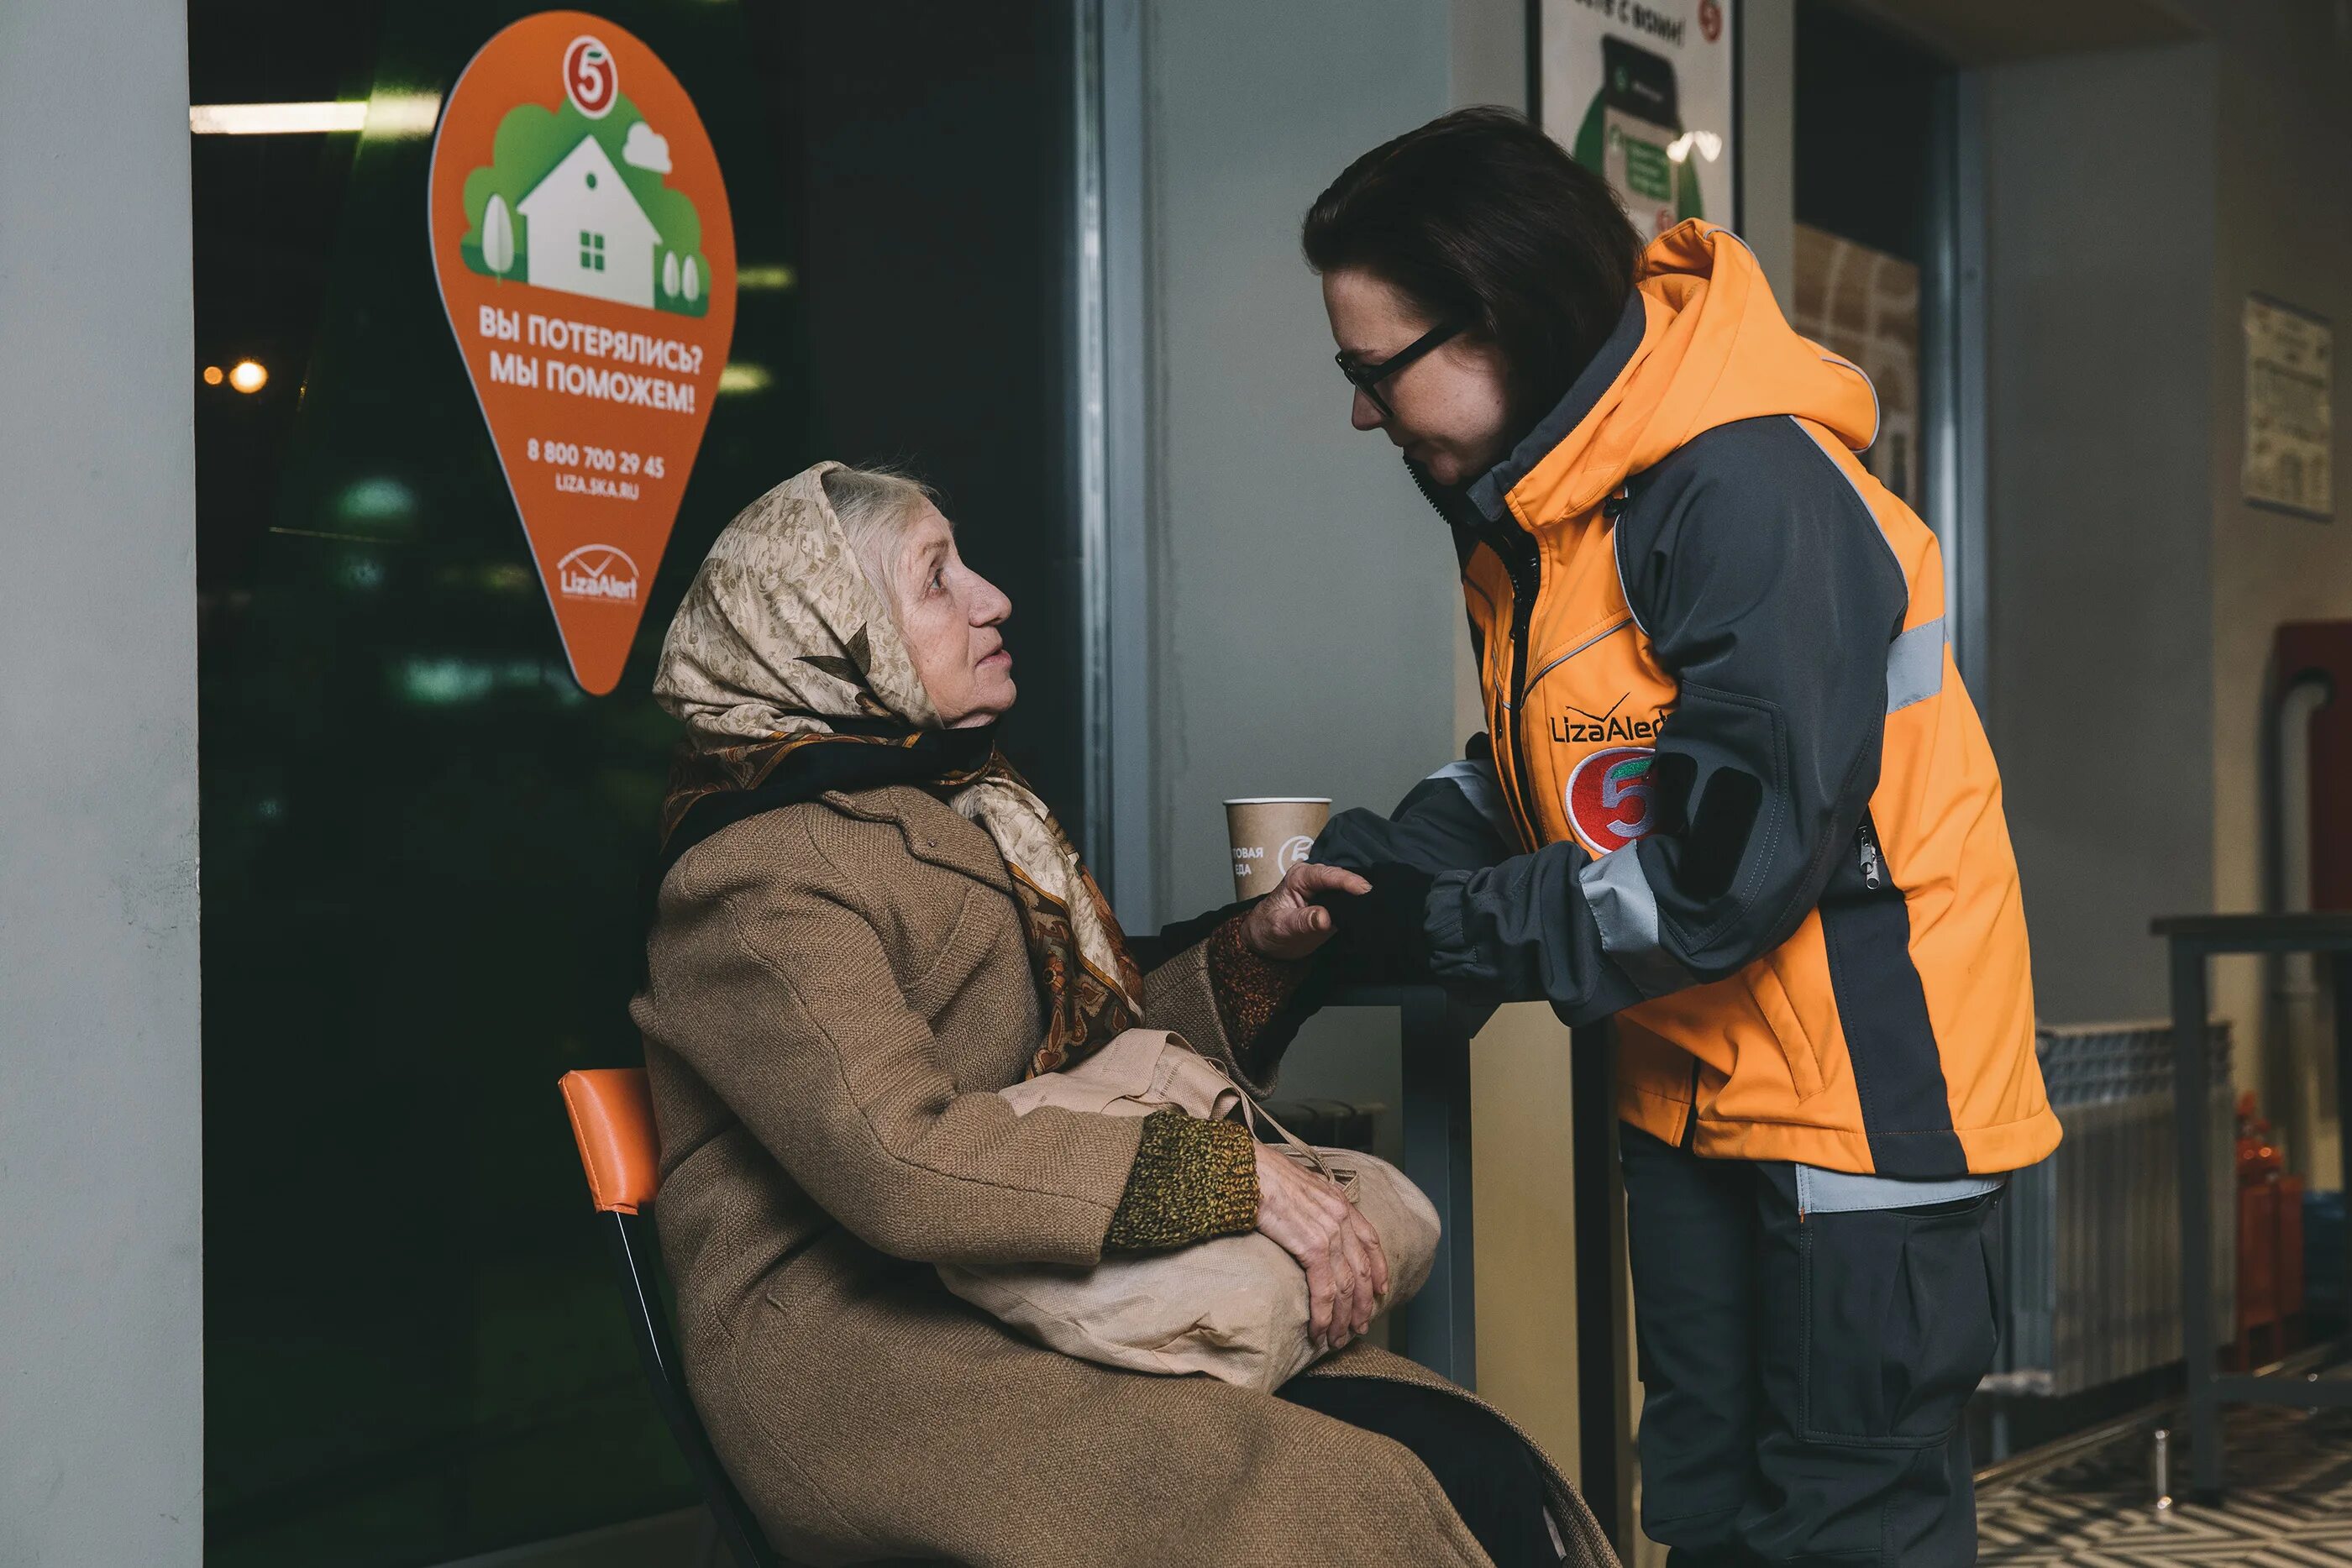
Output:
[1539, 0, 1736, 244]
[429, 11, 738, 694]
[2244, 295, 2333, 520]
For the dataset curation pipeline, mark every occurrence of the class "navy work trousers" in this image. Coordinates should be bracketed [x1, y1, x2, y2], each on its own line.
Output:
[1620, 1125, 2004, 1566]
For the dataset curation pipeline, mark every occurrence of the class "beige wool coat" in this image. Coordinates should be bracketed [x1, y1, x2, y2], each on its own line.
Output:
[634, 782, 1614, 1568]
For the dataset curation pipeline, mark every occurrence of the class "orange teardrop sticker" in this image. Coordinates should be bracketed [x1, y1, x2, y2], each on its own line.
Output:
[428, 13, 734, 695]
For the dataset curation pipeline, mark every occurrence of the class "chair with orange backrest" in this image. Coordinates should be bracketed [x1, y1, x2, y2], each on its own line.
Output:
[558, 1068, 784, 1568]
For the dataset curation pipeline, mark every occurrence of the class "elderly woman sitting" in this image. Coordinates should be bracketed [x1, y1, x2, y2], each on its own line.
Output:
[634, 463, 1606, 1568]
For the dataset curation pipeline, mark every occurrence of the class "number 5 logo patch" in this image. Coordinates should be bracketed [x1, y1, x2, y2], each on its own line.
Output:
[1566, 746, 1657, 855]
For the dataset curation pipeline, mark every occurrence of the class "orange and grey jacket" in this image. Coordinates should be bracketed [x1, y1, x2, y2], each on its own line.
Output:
[1319, 222, 2059, 1178]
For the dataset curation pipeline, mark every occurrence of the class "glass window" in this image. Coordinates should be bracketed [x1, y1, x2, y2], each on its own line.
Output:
[191, 3, 1084, 1563]
[1792, 1, 1945, 511]
[1792, 0, 1988, 687]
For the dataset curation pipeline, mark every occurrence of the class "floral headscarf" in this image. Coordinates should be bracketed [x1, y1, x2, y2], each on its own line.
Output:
[651, 462, 1141, 1076]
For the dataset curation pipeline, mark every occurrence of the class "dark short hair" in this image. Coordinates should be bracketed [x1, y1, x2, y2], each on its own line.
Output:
[1303, 108, 1640, 431]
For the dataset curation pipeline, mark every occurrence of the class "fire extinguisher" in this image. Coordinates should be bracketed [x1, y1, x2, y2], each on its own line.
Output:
[2234, 1090, 2306, 1367]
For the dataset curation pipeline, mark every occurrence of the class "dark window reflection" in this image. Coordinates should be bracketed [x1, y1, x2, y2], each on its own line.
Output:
[1790, 2, 1945, 509]
[193, 3, 1080, 1563]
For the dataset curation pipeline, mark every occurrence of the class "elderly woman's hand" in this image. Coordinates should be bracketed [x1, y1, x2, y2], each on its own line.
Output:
[1253, 1143, 1389, 1352]
[1241, 862, 1372, 961]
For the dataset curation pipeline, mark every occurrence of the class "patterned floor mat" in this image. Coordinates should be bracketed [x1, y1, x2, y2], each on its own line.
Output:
[1979, 1398, 2352, 1565]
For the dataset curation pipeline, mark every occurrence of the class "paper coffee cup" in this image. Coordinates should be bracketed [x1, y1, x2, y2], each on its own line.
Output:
[1225, 798, 1331, 902]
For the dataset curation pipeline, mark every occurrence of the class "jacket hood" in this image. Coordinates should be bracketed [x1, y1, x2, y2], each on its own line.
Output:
[1467, 220, 1881, 529]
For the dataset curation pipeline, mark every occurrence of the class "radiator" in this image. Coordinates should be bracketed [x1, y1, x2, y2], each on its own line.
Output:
[1987, 1020, 2237, 1398]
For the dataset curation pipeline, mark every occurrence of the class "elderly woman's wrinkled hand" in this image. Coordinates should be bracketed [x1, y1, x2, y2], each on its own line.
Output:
[1252, 1143, 1389, 1352]
[1240, 862, 1371, 962]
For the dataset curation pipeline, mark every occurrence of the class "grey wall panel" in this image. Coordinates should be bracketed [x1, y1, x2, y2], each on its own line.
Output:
[0, 0, 204, 1562]
[1738, 0, 1798, 294]
[2194, 0, 2352, 1166]
[1451, 0, 1530, 109]
[1138, 0, 1462, 1141]
[1979, 42, 2218, 1022]
[1143, 0, 1461, 927]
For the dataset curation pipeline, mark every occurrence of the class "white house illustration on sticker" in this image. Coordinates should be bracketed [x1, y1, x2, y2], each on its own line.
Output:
[517, 135, 659, 309]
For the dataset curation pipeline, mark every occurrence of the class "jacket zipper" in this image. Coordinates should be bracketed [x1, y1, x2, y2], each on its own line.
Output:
[1679, 1055, 1702, 1150]
[1490, 522, 1544, 848]
[1410, 464, 1546, 850]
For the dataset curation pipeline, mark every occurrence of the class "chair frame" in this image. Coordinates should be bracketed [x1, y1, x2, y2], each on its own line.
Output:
[599, 1205, 783, 1568]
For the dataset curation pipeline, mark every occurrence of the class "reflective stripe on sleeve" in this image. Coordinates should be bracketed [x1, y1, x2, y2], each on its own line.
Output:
[1577, 845, 1694, 999]
[1886, 616, 1946, 713]
[1430, 757, 1518, 845]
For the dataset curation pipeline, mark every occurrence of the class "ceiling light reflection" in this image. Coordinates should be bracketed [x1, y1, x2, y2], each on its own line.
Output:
[336, 477, 416, 526]
[1663, 130, 1723, 165]
[396, 656, 575, 707]
[189, 93, 440, 138]
[190, 102, 367, 134]
[365, 92, 444, 138]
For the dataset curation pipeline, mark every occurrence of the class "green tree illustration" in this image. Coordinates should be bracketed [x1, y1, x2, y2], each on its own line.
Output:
[457, 92, 712, 317]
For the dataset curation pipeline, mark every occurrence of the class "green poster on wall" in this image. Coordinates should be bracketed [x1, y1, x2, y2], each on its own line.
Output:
[1541, 0, 1735, 243]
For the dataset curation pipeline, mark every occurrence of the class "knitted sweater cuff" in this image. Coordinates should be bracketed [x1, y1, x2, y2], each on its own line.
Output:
[1103, 1109, 1261, 1251]
[1205, 915, 1310, 1051]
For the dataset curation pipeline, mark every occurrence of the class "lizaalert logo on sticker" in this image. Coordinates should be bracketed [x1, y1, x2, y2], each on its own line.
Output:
[555, 543, 640, 604]
[428, 11, 735, 695]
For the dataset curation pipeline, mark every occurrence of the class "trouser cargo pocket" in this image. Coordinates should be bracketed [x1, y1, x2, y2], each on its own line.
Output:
[1793, 1190, 2003, 1446]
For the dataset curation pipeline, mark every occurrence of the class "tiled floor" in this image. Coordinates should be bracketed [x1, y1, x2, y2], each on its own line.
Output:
[1979, 1397, 2352, 1565]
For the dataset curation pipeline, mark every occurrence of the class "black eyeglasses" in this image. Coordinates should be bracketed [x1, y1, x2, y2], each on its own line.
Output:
[1335, 320, 1462, 419]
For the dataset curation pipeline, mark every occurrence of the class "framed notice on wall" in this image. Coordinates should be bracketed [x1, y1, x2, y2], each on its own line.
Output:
[1537, 0, 1737, 243]
[2244, 295, 2333, 520]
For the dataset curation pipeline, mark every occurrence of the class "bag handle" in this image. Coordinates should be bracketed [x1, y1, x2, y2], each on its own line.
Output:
[1195, 1053, 1341, 1186]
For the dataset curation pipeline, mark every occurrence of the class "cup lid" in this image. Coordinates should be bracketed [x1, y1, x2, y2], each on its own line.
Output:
[1223, 797, 1332, 805]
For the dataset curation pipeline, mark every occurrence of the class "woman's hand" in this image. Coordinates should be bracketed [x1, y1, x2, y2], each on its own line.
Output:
[1253, 1143, 1389, 1352]
[1241, 862, 1372, 961]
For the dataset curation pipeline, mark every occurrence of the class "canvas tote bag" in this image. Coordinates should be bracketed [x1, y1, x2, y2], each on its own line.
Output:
[935, 1029, 1441, 1392]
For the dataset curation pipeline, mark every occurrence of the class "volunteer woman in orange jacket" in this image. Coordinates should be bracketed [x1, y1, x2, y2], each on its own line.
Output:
[1305, 109, 2061, 1567]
